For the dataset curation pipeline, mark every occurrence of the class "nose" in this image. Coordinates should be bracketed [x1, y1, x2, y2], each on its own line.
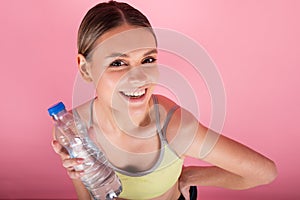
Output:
[127, 67, 148, 87]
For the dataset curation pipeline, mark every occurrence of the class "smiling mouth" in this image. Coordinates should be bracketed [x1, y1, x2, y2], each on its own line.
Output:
[120, 88, 147, 100]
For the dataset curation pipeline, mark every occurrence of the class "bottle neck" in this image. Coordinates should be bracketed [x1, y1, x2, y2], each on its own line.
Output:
[52, 109, 67, 121]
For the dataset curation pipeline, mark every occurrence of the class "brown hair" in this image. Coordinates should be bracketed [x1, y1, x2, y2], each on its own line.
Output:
[77, 0, 155, 59]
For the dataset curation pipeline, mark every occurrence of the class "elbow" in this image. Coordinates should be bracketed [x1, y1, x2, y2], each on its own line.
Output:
[250, 160, 278, 188]
[261, 160, 278, 185]
[241, 160, 278, 189]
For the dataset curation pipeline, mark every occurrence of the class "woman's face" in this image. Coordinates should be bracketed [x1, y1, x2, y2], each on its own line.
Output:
[87, 25, 158, 116]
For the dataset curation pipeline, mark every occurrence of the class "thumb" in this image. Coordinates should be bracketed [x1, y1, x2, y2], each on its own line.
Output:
[51, 140, 62, 154]
[181, 186, 190, 200]
[51, 140, 69, 159]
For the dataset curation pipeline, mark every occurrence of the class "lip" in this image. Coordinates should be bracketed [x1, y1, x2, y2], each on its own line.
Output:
[119, 88, 148, 104]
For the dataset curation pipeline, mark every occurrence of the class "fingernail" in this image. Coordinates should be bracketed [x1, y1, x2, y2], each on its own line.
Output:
[77, 158, 84, 163]
[51, 140, 57, 147]
[79, 172, 85, 176]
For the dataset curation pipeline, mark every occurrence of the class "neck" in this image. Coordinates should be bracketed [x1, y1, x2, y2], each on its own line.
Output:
[94, 97, 157, 138]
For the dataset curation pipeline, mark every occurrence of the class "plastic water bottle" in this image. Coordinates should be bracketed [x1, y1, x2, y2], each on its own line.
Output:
[48, 102, 122, 200]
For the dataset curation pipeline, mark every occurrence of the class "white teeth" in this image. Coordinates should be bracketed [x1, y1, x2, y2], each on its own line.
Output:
[122, 89, 146, 97]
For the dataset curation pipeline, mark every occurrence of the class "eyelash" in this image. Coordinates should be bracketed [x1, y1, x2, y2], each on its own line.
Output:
[110, 60, 127, 67]
[109, 57, 157, 67]
[142, 57, 157, 64]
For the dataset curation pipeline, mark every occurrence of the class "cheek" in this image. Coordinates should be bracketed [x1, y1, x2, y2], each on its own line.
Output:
[96, 73, 123, 95]
[143, 66, 160, 83]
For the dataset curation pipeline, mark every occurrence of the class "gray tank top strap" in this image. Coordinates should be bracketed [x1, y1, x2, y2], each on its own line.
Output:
[88, 97, 96, 129]
[72, 108, 81, 120]
[161, 105, 180, 137]
[152, 95, 180, 141]
[152, 95, 162, 135]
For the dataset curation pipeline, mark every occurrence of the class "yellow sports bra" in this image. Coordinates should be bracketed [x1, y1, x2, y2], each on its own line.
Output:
[87, 95, 183, 199]
[116, 145, 183, 199]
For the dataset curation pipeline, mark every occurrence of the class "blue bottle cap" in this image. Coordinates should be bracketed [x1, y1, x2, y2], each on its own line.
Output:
[48, 102, 66, 116]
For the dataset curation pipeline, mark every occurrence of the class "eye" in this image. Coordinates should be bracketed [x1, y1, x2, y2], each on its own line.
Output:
[109, 60, 127, 67]
[142, 57, 157, 64]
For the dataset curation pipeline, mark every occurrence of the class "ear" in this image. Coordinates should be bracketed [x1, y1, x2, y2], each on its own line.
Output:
[77, 54, 93, 82]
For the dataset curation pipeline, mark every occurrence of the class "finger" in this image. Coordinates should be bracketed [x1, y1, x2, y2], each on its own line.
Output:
[51, 140, 70, 159]
[181, 186, 190, 200]
[67, 169, 85, 179]
[62, 157, 84, 169]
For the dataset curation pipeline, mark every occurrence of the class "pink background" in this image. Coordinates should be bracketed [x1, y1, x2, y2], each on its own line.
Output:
[0, 0, 299, 199]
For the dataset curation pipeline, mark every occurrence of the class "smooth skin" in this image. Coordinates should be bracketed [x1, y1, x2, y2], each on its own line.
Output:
[52, 24, 277, 200]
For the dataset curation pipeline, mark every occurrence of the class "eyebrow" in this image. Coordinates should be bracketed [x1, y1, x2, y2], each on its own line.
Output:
[105, 48, 157, 59]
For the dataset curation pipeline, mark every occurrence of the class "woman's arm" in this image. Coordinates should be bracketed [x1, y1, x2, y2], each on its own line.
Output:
[179, 132, 277, 193]
[72, 179, 93, 200]
[164, 105, 277, 198]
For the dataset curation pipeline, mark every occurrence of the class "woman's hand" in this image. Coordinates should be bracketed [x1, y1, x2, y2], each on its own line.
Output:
[178, 166, 194, 199]
[51, 140, 84, 179]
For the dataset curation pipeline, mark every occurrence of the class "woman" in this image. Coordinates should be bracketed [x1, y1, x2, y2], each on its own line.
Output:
[51, 1, 277, 199]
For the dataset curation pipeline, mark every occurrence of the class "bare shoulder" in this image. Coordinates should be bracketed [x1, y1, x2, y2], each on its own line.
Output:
[72, 98, 95, 124]
[154, 97, 277, 184]
[154, 94, 177, 109]
[154, 94, 206, 158]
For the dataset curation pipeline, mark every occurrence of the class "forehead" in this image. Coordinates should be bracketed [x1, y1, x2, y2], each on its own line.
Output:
[90, 26, 157, 59]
